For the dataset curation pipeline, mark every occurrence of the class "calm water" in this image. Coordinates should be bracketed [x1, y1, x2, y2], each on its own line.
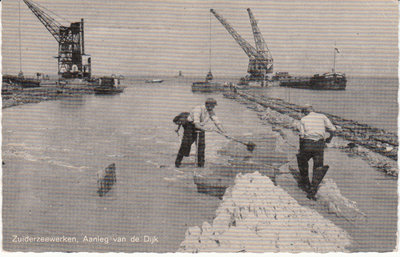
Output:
[2, 77, 265, 252]
[2, 77, 397, 252]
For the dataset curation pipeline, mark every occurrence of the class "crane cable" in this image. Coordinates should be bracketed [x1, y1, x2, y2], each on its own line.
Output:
[29, 0, 70, 25]
[209, 10, 212, 72]
[19, 0, 22, 74]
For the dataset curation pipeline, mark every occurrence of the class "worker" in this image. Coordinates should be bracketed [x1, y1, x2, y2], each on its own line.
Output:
[175, 98, 226, 168]
[297, 104, 336, 200]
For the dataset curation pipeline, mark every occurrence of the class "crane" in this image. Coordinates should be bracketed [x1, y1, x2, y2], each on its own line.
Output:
[22, 0, 91, 80]
[210, 8, 273, 83]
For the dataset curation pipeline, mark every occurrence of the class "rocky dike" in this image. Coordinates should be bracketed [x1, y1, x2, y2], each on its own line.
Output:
[179, 89, 396, 252]
[180, 172, 352, 253]
[232, 91, 398, 176]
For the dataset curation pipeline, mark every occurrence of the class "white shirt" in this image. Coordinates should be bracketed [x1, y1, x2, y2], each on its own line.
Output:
[187, 105, 221, 129]
[299, 112, 336, 141]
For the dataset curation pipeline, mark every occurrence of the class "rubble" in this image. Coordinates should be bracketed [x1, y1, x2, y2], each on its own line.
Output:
[180, 172, 352, 253]
[317, 179, 367, 223]
[233, 91, 398, 176]
[237, 91, 398, 161]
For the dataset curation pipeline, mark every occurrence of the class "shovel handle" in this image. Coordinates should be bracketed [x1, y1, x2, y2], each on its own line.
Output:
[215, 130, 245, 145]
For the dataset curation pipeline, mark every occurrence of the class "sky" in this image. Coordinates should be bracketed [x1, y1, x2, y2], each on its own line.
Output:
[1, 0, 398, 78]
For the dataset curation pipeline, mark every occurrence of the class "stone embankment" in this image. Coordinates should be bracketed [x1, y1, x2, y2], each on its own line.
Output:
[232, 91, 398, 176]
[237, 91, 397, 161]
[180, 172, 352, 253]
[2, 82, 95, 109]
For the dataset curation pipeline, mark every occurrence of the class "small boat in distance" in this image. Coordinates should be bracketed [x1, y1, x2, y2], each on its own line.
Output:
[145, 79, 164, 83]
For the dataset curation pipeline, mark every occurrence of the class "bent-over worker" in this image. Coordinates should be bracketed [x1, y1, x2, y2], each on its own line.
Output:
[297, 104, 336, 200]
[175, 98, 226, 168]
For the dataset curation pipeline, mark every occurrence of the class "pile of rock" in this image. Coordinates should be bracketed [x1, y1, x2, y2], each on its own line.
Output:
[232, 92, 398, 176]
[239, 91, 398, 161]
[180, 172, 351, 253]
[259, 107, 300, 130]
[317, 179, 367, 223]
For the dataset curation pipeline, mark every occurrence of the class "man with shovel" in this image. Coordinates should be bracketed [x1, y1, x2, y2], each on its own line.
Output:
[297, 104, 336, 200]
[175, 98, 226, 168]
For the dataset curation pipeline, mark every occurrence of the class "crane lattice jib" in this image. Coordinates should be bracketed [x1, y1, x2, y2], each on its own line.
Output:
[247, 8, 273, 65]
[23, 0, 63, 43]
[210, 9, 262, 59]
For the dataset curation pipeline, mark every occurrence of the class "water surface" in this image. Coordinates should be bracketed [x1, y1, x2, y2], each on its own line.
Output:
[2, 77, 397, 252]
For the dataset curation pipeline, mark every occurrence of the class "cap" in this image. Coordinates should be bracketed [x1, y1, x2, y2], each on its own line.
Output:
[301, 104, 313, 113]
[205, 98, 217, 106]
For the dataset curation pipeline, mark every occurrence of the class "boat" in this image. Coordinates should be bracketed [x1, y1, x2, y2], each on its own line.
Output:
[279, 45, 346, 90]
[94, 77, 124, 94]
[191, 81, 226, 92]
[272, 72, 292, 81]
[279, 76, 311, 89]
[145, 79, 164, 83]
[191, 70, 230, 92]
[309, 72, 347, 90]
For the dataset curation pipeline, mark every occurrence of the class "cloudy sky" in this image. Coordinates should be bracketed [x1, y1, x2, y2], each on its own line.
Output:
[2, 0, 398, 77]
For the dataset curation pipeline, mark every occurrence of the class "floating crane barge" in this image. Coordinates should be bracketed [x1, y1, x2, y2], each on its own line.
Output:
[18, 0, 124, 95]
[210, 8, 273, 86]
[23, 0, 91, 80]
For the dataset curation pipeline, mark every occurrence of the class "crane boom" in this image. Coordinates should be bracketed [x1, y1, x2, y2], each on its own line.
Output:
[247, 9, 271, 59]
[210, 8, 273, 82]
[247, 8, 273, 71]
[22, 0, 91, 79]
[23, 0, 63, 43]
[210, 9, 261, 59]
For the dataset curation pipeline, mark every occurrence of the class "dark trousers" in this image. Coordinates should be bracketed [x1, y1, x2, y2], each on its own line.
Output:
[175, 123, 205, 167]
[297, 139, 325, 187]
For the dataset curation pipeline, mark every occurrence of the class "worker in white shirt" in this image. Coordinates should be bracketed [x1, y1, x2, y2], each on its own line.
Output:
[297, 104, 336, 200]
[175, 98, 226, 168]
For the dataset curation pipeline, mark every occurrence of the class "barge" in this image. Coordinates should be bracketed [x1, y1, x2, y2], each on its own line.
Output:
[309, 72, 347, 90]
[279, 45, 347, 90]
[279, 72, 346, 90]
[191, 70, 227, 92]
[279, 76, 310, 89]
[191, 81, 225, 92]
[3, 74, 40, 88]
[94, 77, 124, 94]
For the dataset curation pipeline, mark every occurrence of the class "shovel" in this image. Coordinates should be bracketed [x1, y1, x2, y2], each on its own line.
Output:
[215, 130, 256, 152]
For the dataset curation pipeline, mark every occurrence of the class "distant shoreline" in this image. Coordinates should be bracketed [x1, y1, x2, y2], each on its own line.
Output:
[2, 82, 95, 109]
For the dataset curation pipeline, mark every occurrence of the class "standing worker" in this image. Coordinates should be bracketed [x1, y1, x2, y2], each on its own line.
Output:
[175, 98, 226, 168]
[297, 104, 336, 200]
